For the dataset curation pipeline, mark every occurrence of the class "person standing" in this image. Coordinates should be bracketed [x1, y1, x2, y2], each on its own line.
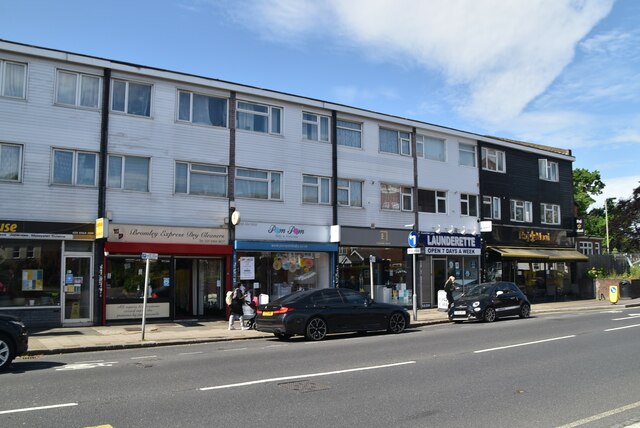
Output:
[444, 276, 456, 309]
[228, 286, 249, 330]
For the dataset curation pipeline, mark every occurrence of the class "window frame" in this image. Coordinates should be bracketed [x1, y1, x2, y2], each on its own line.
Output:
[0, 59, 27, 99]
[418, 189, 447, 214]
[510, 199, 533, 223]
[337, 179, 363, 207]
[538, 159, 559, 182]
[235, 167, 282, 201]
[177, 90, 228, 128]
[579, 241, 593, 255]
[459, 143, 477, 167]
[55, 69, 101, 109]
[236, 100, 282, 135]
[379, 128, 411, 156]
[107, 154, 151, 192]
[302, 112, 330, 142]
[51, 148, 98, 187]
[380, 183, 413, 212]
[0, 142, 23, 182]
[541, 203, 561, 225]
[460, 193, 478, 217]
[336, 119, 362, 148]
[481, 147, 506, 173]
[302, 174, 331, 205]
[482, 195, 501, 220]
[416, 135, 446, 162]
[110, 79, 152, 117]
[174, 161, 228, 197]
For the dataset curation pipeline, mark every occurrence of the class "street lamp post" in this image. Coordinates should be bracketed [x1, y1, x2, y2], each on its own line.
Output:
[604, 197, 615, 254]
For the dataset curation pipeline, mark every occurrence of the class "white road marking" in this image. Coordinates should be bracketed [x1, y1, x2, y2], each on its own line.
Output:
[601, 310, 622, 313]
[130, 355, 157, 360]
[612, 315, 640, 321]
[474, 335, 575, 354]
[223, 347, 248, 352]
[199, 361, 416, 391]
[179, 351, 204, 355]
[56, 362, 118, 371]
[0, 402, 78, 415]
[75, 360, 105, 364]
[605, 324, 640, 332]
[557, 400, 640, 428]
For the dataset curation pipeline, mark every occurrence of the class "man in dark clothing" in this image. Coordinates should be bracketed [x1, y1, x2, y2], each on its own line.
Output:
[444, 276, 456, 309]
[228, 286, 248, 330]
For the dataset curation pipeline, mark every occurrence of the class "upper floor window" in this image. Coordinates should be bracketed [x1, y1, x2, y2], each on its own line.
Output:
[175, 162, 227, 197]
[52, 149, 97, 186]
[0, 60, 27, 99]
[236, 168, 281, 200]
[539, 159, 559, 182]
[418, 189, 447, 214]
[337, 119, 362, 148]
[303, 175, 330, 204]
[481, 147, 506, 172]
[381, 183, 413, 211]
[56, 70, 100, 109]
[459, 143, 476, 167]
[510, 199, 532, 223]
[111, 79, 152, 117]
[416, 135, 445, 162]
[302, 112, 329, 142]
[178, 91, 227, 127]
[578, 241, 593, 255]
[236, 101, 282, 134]
[541, 203, 561, 225]
[0, 143, 22, 182]
[379, 128, 411, 156]
[482, 195, 501, 220]
[107, 155, 150, 192]
[337, 179, 363, 207]
[460, 194, 478, 216]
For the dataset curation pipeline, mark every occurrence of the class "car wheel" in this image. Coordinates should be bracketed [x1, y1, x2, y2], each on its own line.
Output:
[0, 334, 15, 372]
[305, 317, 327, 341]
[483, 307, 497, 323]
[387, 312, 407, 334]
[519, 303, 531, 319]
[273, 333, 292, 340]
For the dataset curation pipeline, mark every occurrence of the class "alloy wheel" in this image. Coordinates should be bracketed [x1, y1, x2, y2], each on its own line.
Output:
[305, 317, 327, 341]
[520, 303, 531, 318]
[388, 312, 407, 334]
[483, 307, 496, 323]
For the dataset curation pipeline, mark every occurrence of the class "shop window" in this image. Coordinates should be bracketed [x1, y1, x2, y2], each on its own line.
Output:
[106, 257, 172, 300]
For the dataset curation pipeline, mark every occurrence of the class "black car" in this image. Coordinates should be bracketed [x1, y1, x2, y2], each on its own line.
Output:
[0, 313, 29, 371]
[448, 281, 531, 323]
[256, 288, 410, 341]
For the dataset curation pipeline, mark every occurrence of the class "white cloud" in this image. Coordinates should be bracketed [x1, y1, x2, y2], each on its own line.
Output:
[591, 175, 640, 209]
[331, 85, 400, 105]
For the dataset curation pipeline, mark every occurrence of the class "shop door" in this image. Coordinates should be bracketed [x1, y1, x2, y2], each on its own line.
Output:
[175, 259, 224, 318]
[432, 258, 447, 304]
[62, 255, 93, 324]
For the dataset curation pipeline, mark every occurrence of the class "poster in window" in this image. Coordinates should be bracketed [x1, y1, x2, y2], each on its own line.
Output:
[239, 257, 255, 280]
[22, 269, 44, 291]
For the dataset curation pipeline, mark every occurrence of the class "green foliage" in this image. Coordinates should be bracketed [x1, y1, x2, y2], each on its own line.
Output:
[573, 168, 605, 216]
[609, 185, 640, 253]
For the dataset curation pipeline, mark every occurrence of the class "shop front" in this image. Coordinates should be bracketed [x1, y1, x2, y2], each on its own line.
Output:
[338, 227, 414, 307]
[0, 220, 95, 328]
[103, 224, 231, 324]
[234, 222, 337, 303]
[484, 226, 588, 302]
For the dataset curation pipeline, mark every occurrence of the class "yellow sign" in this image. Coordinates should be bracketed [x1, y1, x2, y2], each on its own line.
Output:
[609, 285, 619, 304]
[95, 218, 108, 239]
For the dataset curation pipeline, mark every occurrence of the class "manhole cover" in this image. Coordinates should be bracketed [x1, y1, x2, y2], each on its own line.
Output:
[277, 380, 330, 393]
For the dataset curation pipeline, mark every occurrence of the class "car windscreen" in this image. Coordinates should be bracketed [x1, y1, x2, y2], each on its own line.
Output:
[461, 284, 493, 297]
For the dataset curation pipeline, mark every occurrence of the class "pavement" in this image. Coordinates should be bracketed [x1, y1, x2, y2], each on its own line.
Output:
[21, 298, 640, 357]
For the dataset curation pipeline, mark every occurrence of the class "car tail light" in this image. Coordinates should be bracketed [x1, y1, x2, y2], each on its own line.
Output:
[273, 306, 294, 314]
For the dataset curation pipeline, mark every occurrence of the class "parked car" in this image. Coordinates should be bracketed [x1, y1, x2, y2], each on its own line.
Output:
[448, 281, 531, 323]
[256, 288, 410, 341]
[0, 313, 29, 371]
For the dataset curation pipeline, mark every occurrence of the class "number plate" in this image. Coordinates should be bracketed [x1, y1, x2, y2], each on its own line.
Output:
[454, 310, 466, 316]
[262, 311, 273, 317]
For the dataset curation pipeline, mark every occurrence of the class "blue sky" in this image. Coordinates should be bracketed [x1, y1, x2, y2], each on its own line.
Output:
[2, 0, 639, 210]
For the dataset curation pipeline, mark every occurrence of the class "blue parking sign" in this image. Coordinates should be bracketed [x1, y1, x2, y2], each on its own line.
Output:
[408, 231, 418, 248]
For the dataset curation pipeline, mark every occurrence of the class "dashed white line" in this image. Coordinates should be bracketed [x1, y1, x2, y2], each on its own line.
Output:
[130, 355, 157, 360]
[474, 335, 576, 353]
[199, 361, 416, 391]
[605, 324, 640, 332]
[612, 315, 640, 321]
[0, 403, 78, 415]
[557, 400, 640, 428]
[179, 351, 204, 355]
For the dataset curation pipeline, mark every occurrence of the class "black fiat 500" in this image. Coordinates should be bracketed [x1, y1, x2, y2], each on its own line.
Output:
[0, 313, 29, 371]
[256, 288, 410, 341]
[448, 281, 531, 323]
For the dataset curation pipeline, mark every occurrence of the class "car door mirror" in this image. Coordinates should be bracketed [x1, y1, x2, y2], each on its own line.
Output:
[495, 290, 504, 297]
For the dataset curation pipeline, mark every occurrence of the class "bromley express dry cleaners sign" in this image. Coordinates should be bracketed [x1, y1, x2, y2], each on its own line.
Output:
[421, 232, 481, 255]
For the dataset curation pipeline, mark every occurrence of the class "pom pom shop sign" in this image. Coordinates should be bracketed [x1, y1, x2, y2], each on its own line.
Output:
[419, 232, 481, 255]
[235, 222, 330, 242]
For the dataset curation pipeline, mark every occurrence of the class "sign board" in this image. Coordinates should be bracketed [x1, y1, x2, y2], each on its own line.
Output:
[408, 231, 418, 248]
[95, 217, 109, 239]
[407, 247, 422, 255]
[239, 256, 255, 280]
[141, 252, 158, 260]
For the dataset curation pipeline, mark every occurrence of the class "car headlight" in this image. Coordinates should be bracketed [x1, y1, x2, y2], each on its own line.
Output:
[472, 301, 480, 308]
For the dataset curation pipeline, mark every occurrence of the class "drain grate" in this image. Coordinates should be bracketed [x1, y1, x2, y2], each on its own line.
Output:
[277, 379, 330, 393]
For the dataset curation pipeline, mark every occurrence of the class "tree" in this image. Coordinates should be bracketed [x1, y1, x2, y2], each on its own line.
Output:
[572, 168, 606, 235]
[608, 183, 640, 253]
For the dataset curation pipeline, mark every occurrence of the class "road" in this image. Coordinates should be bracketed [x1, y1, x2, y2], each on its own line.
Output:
[2, 308, 640, 428]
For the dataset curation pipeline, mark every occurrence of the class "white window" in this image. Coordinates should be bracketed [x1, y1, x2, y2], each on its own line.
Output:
[459, 143, 476, 167]
[541, 203, 561, 225]
[416, 135, 445, 162]
[418, 189, 447, 214]
[579, 241, 593, 255]
[111, 80, 152, 117]
[56, 70, 101, 108]
[0, 60, 27, 99]
[0, 143, 22, 182]
[107, 155, 150, 192]
[594, 242, 601, 254]
[539, 159, 559, 182]
[52, 149, 97, 186]
[236, 168, 281, 200]
[236, 101, 282, 134]
[481, 147, 506, 172]
[482, 196, 501, 220]
[178, 91, 227, 127]
[337, 119, 362, 148]
[510, 199, 533, 223]
[381, 184, 413, 211]
[175, 162, 227, 197]
[303, 112, 330, 142]
[337, 179, 363, 207]
[303, 175, 330, 204]
[460, 194, 478, 216]
[379, 128, 411, 156]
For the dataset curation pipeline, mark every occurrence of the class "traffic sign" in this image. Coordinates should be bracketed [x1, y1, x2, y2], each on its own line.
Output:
[407, 247, 422, 255]
[141, 252, 158, 260]
[408, 231, 418, 247]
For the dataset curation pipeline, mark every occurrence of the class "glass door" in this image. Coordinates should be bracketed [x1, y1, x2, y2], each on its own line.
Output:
[62, 255, 93, 324]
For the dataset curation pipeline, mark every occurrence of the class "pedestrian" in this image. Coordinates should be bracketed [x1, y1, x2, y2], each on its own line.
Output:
[228, 285, 249, 330]
[444, 276, 456, 309]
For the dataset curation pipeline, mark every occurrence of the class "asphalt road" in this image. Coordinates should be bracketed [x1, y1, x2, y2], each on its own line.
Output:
[2, 308, 640, 428]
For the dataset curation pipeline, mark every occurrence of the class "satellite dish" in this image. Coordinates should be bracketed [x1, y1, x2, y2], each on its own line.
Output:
[231, 211, 241, 226]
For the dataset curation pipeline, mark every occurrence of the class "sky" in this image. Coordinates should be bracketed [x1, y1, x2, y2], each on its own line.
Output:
[2, 0, 639, 210]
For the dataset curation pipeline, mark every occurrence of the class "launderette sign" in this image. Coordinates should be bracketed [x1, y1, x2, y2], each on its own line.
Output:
[420, 232, 481, 255]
